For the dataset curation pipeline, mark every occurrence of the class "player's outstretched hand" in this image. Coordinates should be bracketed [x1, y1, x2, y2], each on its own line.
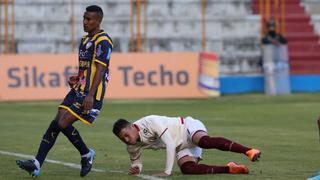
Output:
[152, 172, 170, 177]
[128, 166, 140, 175]
[68, 75, 79, 88]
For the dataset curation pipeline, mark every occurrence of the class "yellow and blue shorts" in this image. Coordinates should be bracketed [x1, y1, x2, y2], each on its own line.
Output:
[59, 89, 102, 125]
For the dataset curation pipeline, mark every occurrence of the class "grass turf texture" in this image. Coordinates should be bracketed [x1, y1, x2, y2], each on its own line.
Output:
[0, 93, 320, 180]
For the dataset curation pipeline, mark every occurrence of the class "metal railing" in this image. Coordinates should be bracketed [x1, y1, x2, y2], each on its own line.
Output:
[129, 0, 208, 52]
[0, 0, 15, 54]
[129, 0, 148, 52]
[201, 0, 206, 51]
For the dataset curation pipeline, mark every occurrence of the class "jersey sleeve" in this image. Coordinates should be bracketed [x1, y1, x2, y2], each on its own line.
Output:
[79, 36, 85, 49]
[159, 130, 175, 175]
[94, 38, 113, 67]
[146, 116, 175, 175]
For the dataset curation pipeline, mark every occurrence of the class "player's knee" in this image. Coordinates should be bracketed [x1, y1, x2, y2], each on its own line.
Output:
[57, 119, 68, 129]
[197, 135, 210, 148]
[180, 161, 197, 174]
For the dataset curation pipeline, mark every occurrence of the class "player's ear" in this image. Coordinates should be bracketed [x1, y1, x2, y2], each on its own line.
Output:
[96, 14, 102, 23]
[97, 18, 102, 24]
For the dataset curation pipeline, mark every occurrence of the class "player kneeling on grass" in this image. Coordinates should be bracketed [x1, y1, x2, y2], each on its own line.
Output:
[112, 115, 261, 177]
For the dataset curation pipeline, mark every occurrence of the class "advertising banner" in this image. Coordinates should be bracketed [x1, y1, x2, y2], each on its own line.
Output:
[0, 52, 219, 101]
[198, 52, 220, 96]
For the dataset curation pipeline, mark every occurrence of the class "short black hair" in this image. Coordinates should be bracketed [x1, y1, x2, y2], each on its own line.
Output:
[86, 5, 103, 20]
[112, 119, 130, 136]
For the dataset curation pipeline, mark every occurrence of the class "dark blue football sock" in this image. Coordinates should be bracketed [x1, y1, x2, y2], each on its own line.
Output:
[35, 120, 61, 167]
[61, 125, 89, 156]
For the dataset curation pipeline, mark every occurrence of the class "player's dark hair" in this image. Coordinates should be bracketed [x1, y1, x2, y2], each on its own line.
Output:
[113, 119, 130, 136]
[86, 5, 103, 20]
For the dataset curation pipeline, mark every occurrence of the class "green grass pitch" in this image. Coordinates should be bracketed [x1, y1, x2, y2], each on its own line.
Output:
[1, 93, 320, 180]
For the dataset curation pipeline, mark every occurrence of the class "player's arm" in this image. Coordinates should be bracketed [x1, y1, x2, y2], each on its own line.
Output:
[69, 37, 85, 89]
[153, 130, 175, 177]
[83, 39, 112, 110]
[129, 157, 143, 175]
[83, 63, 106, 110]
[127, 145, 143, 175]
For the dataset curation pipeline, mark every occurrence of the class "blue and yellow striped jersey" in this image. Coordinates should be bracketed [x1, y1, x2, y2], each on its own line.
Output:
[76, 30, 113, 101]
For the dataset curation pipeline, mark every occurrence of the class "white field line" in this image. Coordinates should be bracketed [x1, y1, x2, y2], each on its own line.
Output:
[0, 150, 168, 180]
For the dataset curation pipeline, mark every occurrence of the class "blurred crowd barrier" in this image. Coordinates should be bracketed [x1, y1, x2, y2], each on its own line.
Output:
[0, 52, 220, 101]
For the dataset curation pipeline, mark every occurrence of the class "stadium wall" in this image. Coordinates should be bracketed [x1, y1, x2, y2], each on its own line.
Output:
[221, 75, 320, 94]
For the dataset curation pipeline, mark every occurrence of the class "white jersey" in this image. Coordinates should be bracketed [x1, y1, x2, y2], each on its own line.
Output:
[127, 115, 207, 175]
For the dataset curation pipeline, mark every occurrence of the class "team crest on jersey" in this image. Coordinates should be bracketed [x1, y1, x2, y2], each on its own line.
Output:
[86, 41, 92, 49]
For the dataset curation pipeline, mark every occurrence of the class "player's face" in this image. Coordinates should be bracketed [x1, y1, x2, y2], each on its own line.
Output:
[118, 126, 139, 145]
[83, 11, 100, 33]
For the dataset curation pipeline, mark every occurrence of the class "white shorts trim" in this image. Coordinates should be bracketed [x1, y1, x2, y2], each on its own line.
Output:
[176, 146, 203, 160]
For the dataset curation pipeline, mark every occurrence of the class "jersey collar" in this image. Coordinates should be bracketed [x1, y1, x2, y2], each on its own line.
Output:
[133, 124, 140, 131]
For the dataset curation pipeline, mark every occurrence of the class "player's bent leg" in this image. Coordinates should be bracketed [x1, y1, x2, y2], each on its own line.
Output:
[80, 148, 96, 177]
[191, 130, 208, 144]
[34, 119, 61, 166]
[180, 161, 231, 174]
[57, 109, 90, 156]
[62, 124, 93, 177]
[193, 131, 261, 162]
[62, 125, 90, 155]
[197, 135, 250, 153]
[178, 156, 229, 174]
[16, 159, 41, 177]
[57, 110, 94, 177]
[56, 109, 78, 129]
[16, 111, 66, 177]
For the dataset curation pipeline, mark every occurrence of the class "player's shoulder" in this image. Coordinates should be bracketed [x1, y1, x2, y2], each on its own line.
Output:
[139, 115, 172, 124]
[142, 115, 162, 120]
[94, 31, 113, 46]
[101, 31, 112, 42]
[80, 35, 88, 41]
[134, 115, 155, 124]
[97, 31, 112, 40]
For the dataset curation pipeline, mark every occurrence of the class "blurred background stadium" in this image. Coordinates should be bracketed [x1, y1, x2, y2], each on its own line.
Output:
[1, 0, 320, 179]
[1, 0, 320, 96]
[0, 0, 319, 70]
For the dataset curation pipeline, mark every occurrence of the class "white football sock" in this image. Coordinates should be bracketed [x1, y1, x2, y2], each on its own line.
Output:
[33, 159, 40, 170]
[81, 152, 90, 158]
